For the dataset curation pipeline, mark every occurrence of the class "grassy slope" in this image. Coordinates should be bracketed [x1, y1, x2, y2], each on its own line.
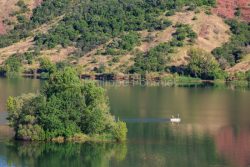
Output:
[0, 1, 248, 75]
[0, 0, 19, 34]
[77, 10, 230, 73]
[227, 54, 250, 73]
[0, 9, 231, 74]
[0, 0, 43, 34]
[0, 16, 64, 65]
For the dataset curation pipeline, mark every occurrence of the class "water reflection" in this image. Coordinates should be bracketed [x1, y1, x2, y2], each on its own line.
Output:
[0, 77, 42, 112]
[0, 124, 229, 167]
[215, 126, 250, 167]
[0, 141, 127, 167]
[0, 77, 250, 167]
[120, 123, 228, 167]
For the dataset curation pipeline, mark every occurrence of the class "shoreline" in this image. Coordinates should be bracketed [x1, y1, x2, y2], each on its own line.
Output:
[19, 73, 250, 87]
[0, 72, 249, 87]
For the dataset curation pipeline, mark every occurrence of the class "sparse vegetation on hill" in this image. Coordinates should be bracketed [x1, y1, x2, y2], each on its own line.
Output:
[0, 0, 216, 49]
[212, 20, 250, 67]
[130, 24, 197, 73]
[0, 0, 249, 82]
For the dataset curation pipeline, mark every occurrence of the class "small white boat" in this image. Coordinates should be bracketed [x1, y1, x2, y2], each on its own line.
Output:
[170, 114, 181, 123]
[170, 118, 181, 123]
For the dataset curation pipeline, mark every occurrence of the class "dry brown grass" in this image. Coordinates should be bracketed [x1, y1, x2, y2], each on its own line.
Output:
[0, 0, 43, 34]
[168, 10, 230, 52]
[0, 0, 19, 34]
[227, 54, 250, 73]
[136, 28, 175, 52]
[40, 46, 76, 63]
[0, 37, 34, 64]
[0, 16, 64, 65]
[166, 10, 230, 66]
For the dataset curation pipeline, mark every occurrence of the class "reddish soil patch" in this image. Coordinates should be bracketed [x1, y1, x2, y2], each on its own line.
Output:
[29, 0, 43, 12]
[0, 21, 6, 35]
[213, 0, 250, 22]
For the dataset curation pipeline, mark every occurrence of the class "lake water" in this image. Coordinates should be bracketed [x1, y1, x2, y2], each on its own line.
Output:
[0, 77, 250, 167]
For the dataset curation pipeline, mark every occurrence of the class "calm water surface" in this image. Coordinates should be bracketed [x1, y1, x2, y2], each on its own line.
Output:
[0, 77, 250, 167]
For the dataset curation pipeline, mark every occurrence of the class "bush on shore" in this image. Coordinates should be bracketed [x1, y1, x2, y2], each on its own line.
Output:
[187, 48, 225, 80]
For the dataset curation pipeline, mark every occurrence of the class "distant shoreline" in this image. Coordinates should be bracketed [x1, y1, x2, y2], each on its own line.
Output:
[1, 73, 249, 87]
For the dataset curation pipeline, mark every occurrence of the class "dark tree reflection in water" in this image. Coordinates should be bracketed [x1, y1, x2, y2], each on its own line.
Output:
[0, 77, 250, 167]
[0, 142, 127, 167]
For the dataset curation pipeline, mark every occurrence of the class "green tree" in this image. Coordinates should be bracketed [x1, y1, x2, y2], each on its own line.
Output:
[39, 57, 56, 74]
[7, 67, 127, 142]
[212, 20, 250, 66]
[187, 48, 224, 80]
[4, 55, 22, 75]
[246, 70, 250, 82]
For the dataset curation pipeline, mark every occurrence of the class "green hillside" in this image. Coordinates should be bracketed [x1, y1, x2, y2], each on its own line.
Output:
[0, 0, 249, 82]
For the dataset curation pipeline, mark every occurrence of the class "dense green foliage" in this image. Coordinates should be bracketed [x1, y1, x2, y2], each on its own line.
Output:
[212, 20, 250, 67]
[39, 57, 56, 74]
[106, 32, 140, 54]
[130, 24, 197, 73]
[7, 67, 127, 141]
[0, 52, 40, 76]
[33, 0, 173, 52]
[227, 70, 250, 82]
[1, 0, 239, 81]
[0, 0, 215, 50]
[188, 48, 224, 80]
[3, 55, 22, 74]
[247, 71, 250, 82]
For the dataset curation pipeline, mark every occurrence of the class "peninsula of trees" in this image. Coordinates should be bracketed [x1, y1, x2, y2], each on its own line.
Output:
[7, 67, 127, 142]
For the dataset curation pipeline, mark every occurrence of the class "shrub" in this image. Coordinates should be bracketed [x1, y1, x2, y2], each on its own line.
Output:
[119, 32, 140, 51]
[173, 24, 197, 42]
[246, 70, 250, 82]
[39, 57, 56, 74]
[56, 61, 71, 70]
[234, 8, 241, 17]
[165, 10, 175, 16]
[17, 124, 45, 141]
[94, 64, 106, 73]
[4, 55, 22, 75]
[112, 121, 127, 142]
[107, 32, 140, 53]
[234, 71, 247, 81]
[187, 48, 224, 80]
[0, 66, 6, 76]
[112, 56, 120, 63]
[40, 72, 50, 79]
